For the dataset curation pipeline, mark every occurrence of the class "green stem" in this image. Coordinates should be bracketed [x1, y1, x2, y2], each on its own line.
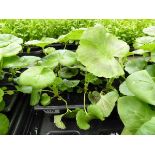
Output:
[83, 92, 87, 113]
[58, 96, 71, 112]
[83, 71, 88, 113]
[64, 43, 67, 49]
[42, 90, 53, 93]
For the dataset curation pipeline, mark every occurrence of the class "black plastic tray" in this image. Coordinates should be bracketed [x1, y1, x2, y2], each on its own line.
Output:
[34, 93, 90, 114]
[4, 93, 18, 112]
[26, 108, 123, 135]
[21, 43, 78, 57]
[8, 94, 32, 135]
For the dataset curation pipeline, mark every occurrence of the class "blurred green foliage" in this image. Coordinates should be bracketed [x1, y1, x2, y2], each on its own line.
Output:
[0, 19, 155, 45]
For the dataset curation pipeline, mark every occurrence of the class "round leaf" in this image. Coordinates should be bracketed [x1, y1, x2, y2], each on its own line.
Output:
[133, 36, 155, 50]
[0, 43, 22, 58]
[3, 56, 25, 68]
[136, 117, 155, 135]
[126, 70, 155, 105]
[76, 110, 91, 130]
[19, 66, 56, 89]
[58, 50, 78, 67]
[25, 37, 56, 48]
[77, 25, 129, 78]
[41, 93, 51, 106]
[20, 56, 41, 67]
[125, 57, 146, 74]
[119, 81, 134, 96]
[40, 52, 59, 68]
[0, 34, 23, 48]
[143, 26, 155, 36]
[118, 96, 154, 133]
[146, 64, 155, 77]
[58, 67, 78, 78]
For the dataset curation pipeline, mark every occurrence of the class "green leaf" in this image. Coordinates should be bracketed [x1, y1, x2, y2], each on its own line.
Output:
[88, 91, 101, 104]
[25, 37, 56, 48]
[58, 50, 78, 67]
[30, 89, 40, 106]
[52, 77, 63, 86]
[126, 70, 155, 105]
[6, 90, 14, 95]
[58, 67, 78, 79]
[3, 55, 40, 68]
[43, 47, 56, 55]
[91, 90, 119, 117]
[87, 105, 104, 121]
[0, 34, 23, 48]
[0, 113, 9, 135]
[125, 57, 146, 74]
[40, 93, 51, 106]
[0, 43, 22, 58]
[143, 26, 155, 36]
[77, 25, 129, 78]
[131, 49, 149, 55]
[40, 52, 59, 68]
[121, 127, 134, 135]
[146, 64, 155, 77]
[57, 28, 86, 43]
[85, 73, 102, 85]
[20, 56, 41, 67]
[76, 109, 92, 130]
[65, 108, 80, 119]
[133, 36, 155, 50]
[58, 79, 80, 91]
[0, 88, 4, 102]
[19, 66, 56, 89]
[0, 100, 5, 112]
[40, 50, 77, 68]
[86, 90, 119, 124]
[3, 56, 26, 68]
[136, 117, 155, 135]
[54, 114, 66, 129]
[119, 81, 134, 96]
[118, 96, 155, 133]
[16, 85, 32, 93]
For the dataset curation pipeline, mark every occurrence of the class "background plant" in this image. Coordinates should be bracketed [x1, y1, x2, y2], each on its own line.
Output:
[1, 19, 155, 46]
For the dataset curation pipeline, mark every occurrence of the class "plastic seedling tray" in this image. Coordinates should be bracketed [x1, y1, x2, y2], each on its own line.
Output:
[8, 94, 32, 135]
[22, 43, 78, 56]
[26, 107, 124, 135]
[4, 93, 18, 112]
[34, 93, 89, 114]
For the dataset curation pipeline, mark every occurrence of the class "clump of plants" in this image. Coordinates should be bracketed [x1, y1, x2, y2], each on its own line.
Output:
[1, 24, 155, 135]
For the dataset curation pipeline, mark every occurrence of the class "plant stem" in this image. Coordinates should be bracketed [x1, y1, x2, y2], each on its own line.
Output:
[58, 96, 71, 112]
[83, 92, 87, 113]
[83, 71, 88, 113]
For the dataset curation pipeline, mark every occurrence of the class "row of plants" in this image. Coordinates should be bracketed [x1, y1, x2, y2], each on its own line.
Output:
[1, 24, 155, 135]
[1, 19, 155, 45]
